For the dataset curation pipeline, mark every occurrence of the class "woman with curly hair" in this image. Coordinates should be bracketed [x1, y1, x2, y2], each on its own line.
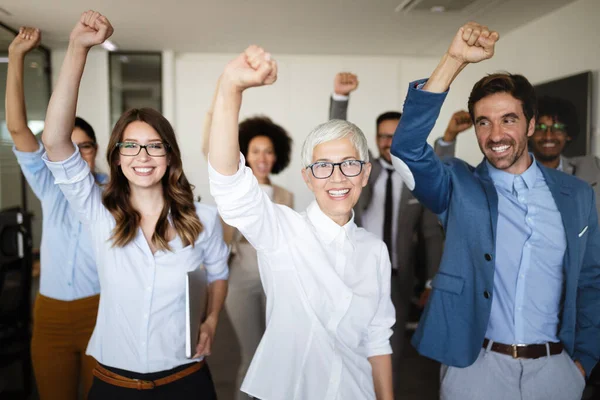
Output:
[202, 82, 293, 400]
[41, 12, 229, 399]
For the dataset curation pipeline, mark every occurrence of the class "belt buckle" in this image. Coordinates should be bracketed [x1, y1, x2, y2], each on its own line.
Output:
[511, 344, 526, 359]
[135, 379, 156, 390]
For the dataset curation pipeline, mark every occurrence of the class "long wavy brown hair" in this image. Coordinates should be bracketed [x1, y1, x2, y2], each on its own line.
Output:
[102, 108, 203, 251]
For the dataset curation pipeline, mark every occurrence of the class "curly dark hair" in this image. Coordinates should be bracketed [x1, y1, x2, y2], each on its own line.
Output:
[238, 116, 292, 175]
[537, 95, 579, 139]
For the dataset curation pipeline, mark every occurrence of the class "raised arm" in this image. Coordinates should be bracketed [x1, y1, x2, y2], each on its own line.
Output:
[329, 72, 358, 121]
[6, 27, 41, 152]
[434, 110, 473, 160]
[209, 46, 277, 175]
[423, 23, 499, 93]
[209, 47, 290, 252]
[42, 11, 113, 161]
[390, 23, 499, 214]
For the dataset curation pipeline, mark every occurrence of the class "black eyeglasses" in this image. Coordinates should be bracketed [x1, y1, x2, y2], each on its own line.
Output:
[116, 142, 169, 157]
[534, 123, 567, 135]
[306, 160, 366, 179]
[77, 141, 97, 154]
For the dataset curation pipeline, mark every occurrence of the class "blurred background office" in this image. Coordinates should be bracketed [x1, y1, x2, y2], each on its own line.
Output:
[0, 0, 598, 398]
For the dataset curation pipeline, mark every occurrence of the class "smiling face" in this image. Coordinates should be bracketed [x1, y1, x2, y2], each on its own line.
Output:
[529, 115, 570, 163]
[117, 120, 169, 190]
[376, 119, 398, 163]
[246, 135, 276, 183]
[473, 92, 535, 175]
[302, 137, 371, 226]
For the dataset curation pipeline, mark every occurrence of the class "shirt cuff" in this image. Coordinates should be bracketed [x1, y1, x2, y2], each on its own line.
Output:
[42, 145, 91, 184]
[206, 262, 229, 283]
[366, 342, 393, 358]
[332, 93, 349, 102]
[13, 141, 44, 167]
[436, 138, 455, 147]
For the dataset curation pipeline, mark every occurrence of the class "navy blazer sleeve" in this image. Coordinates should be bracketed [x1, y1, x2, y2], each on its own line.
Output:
[390, 80, 452, 214]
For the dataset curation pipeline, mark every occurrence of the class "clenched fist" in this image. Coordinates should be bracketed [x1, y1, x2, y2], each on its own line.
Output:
[69, 10, 114, 50]
[221, 45, 278, 93]
[447, 22, 499, 65]
[9, 27, 41, 57]
[334, 72, 359, 96]
[443, 110, 473, 142]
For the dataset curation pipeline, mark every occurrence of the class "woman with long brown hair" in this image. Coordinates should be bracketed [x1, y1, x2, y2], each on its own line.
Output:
[41, 11, 229, 399]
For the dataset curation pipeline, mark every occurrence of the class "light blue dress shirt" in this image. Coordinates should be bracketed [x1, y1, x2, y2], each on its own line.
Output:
[14, 141, 106, 301]
[43, 147, 229, 373]
[485, 158, 567, 344]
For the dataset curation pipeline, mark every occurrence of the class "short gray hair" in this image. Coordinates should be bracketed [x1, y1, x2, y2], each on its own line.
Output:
[301, 119, 370, 167]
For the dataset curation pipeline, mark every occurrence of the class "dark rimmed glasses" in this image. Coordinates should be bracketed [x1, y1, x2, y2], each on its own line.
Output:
[77, 141, 97, 154]
[116, 142, 169, 157]
[306, 160, 366, 179]
[534, 123, 567, 136]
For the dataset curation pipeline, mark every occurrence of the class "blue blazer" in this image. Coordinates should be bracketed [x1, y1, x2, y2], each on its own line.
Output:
[391, 80, 600, 376]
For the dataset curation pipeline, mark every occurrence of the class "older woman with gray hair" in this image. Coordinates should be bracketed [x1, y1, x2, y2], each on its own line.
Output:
[207, 45, 395, 400]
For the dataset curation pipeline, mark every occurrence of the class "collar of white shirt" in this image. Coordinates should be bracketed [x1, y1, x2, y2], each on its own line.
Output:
[306, 201, 357, 247]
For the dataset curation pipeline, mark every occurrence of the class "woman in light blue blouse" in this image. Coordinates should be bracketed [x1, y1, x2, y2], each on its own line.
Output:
[6, 27, 107, 399]
[40, 11, 229, 399]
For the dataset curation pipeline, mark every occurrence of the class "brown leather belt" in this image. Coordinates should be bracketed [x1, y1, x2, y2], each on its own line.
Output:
[482, 338, 563, 359]
[93, 360, 205, 390]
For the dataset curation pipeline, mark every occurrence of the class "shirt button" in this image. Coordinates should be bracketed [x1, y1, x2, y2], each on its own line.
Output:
[146, 286, 151, 291]
[484, 254, 492, 261]
[68, 282, 72, 286]
[483, 291, 490, 299]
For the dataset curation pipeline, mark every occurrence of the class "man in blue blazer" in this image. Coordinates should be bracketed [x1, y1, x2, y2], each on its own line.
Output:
[391, 22, 600, 400]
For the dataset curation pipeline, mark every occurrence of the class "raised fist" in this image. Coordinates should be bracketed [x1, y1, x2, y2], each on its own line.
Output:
[334, 72, 359, 96]
[447, 22, 499, 64]
[443, 110, 473, 142]
[69, 10, 114, 50]
[221, 45, 277, 92]
[8, 27, 41, 57]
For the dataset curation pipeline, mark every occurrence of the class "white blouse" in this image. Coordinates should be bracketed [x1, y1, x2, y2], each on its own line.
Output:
[209, 154, 394, 400]
[44, 148, 229, 373]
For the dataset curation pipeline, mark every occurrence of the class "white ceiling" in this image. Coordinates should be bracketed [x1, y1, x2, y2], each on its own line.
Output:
[0, 0, 577, 56]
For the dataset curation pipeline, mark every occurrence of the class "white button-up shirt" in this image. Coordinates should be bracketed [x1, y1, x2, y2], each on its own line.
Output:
[209, 154, 394, 400]
[43, 148, 229, 373]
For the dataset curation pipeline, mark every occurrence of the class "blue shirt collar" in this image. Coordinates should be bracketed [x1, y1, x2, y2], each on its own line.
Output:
[485, 154, 539, 191]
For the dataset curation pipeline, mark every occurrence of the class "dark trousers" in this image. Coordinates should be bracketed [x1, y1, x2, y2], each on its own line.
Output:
[88, 362, 217, 400]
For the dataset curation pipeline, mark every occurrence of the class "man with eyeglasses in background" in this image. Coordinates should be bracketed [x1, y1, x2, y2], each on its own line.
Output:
[329, 72, 444, 398]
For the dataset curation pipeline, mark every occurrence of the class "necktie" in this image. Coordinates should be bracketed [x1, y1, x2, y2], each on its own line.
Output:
[383, 168, 394, 253]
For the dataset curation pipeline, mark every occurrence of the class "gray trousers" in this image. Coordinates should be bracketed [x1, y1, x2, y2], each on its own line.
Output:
[441, 343, 586, 400]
